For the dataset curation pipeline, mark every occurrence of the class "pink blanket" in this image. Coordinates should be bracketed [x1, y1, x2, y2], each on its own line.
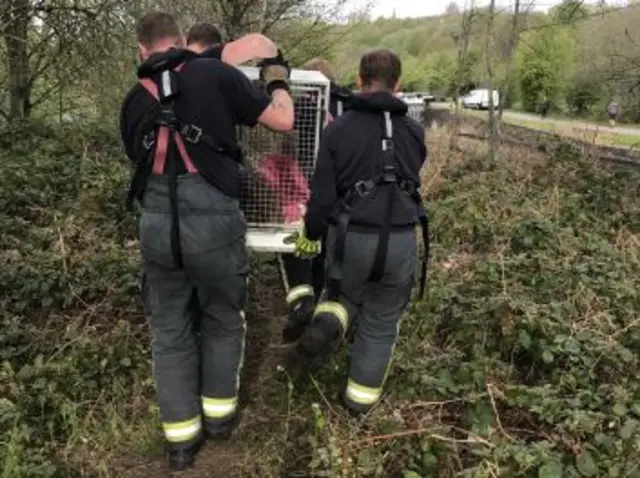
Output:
[259, 153, 310, 224]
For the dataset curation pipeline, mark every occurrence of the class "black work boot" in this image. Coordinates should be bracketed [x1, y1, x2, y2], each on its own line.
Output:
[165, 438, 203, 471]
[204, 415, 238, 442]
[282, 295, 315, 343]
[339, 390, 367, 419]
[285, 317, 340, 379]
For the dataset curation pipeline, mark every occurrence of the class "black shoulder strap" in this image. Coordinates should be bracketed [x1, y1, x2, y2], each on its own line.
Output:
[368, 111, 396, 283]
[327, 111, 395, 300]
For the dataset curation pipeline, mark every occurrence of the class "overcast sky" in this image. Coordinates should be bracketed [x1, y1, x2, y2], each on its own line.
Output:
[353, 0, 629, 19]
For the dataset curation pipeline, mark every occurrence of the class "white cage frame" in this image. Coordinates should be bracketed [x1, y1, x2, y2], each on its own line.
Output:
[236, 66, 331, 253]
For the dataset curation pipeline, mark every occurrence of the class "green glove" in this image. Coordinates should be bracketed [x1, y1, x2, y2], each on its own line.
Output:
[283, 228, 321, 259]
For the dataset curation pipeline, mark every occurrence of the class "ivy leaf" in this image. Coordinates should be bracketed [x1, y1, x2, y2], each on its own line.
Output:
[403, 472, 421, 478]
[576, 450, 598, 476]
[613, 403, 627, 417]
[539, 461, 564, 478]
[519, 329, 532, 350]
[619, 419, 637, 440]
[542, 349, 554, 364]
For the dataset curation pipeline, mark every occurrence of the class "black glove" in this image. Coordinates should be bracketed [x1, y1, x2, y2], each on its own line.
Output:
[257, 49, 291, 95]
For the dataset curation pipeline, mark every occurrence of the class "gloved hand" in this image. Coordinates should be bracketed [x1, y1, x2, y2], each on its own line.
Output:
[257, 49, 291, 95]
[283, 228, 321, 259]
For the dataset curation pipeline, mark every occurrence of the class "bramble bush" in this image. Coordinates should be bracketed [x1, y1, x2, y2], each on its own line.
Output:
[1, 122, 639, 477]
[0, 120, 151, 477]
[272, 134, 640, 477]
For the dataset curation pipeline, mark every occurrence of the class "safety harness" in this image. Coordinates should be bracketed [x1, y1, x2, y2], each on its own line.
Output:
[326, 111, 430, 302]
[126, 52, 242, 269]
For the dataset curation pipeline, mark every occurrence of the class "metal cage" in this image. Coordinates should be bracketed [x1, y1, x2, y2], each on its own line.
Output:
[236, 66, 331, 253]
[407, 103, 425, 123]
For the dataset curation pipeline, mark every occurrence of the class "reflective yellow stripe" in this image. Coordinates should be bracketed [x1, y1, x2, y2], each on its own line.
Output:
[236, 309, 246, 394]
[314, 301, 348, 333]
[286, 284, 314, 305]
[381, 312, 405, 386]
[346, 380, 381, 405]
[162, 417, 201, 443]
[202, 397, 237, 418]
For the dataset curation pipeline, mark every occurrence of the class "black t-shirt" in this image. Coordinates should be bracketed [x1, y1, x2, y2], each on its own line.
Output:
[199, 45, 225, 60]
[120, 52, 271, 198]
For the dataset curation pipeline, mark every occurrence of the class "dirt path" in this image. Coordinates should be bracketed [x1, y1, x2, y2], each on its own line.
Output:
[113, 258, 292, 478]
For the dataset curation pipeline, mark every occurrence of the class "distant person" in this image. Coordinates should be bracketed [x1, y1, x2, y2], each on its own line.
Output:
[607, 100, 620, 127]
[540, 98, 551, 118]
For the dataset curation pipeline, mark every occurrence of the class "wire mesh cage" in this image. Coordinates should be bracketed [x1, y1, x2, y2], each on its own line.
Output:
[407, 103, 425, 123]
[236, 66, 331, 252]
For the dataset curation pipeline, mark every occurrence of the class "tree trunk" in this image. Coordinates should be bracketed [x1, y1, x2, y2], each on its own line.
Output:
[497, 0, 521, 122]
[485, 0, 498, 160]
[450, 2, 476, 149]
[3, 0, 31, 119]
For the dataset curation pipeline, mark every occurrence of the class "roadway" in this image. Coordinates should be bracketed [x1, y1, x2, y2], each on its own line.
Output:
[429, 103, 640, 137]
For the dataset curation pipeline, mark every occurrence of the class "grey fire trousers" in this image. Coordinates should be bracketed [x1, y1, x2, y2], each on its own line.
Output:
[315, 226, 416, 413]
[139, 174, 249, 449]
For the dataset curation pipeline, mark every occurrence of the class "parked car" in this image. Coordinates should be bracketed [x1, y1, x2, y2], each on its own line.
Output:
[462, 89, 500, 110]
[397, 91, 436, 105]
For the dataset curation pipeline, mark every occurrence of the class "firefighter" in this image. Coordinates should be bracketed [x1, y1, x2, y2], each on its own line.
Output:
[299, 58, 353, 302]
[278, 59, 355, 344]
[140, 24, 282, 331]
[120, 12, 294, 470]
[302, 57, 353, 121]
[283, 49, 429, 416]
[186, 22, 279, 66]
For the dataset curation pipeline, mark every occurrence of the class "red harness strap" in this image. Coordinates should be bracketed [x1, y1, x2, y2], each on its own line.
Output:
[138, 64, 198, 175]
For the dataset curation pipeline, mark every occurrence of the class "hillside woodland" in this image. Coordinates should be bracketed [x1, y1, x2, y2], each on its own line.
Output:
[332, 0, 640, 121]
[1, 0, 640, 477]
[2, 1, 640, 124]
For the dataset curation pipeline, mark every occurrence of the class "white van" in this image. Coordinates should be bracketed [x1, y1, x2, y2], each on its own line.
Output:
[462, 89, 500, 110]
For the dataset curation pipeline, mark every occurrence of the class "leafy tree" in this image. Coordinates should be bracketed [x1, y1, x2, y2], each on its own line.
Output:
[445, 2, 460, 16]
[427, 53, 456, 95]
[550, 0, 590, 24]
[566, 75, 603, 116]
[516, 26, 576, 112]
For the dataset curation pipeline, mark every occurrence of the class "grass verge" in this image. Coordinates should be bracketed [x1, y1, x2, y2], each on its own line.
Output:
[1, 121, 639, 477]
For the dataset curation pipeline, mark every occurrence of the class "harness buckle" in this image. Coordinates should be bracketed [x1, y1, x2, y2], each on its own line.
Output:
[354, 181, 370, 197]
[382, 165, 397, 183]
[181, 124, 202, 144]
[142, 132, 155, 151]
[382, 138, 394, 151]
[398, 179, 414, 193]
[157, 106, 179, 130]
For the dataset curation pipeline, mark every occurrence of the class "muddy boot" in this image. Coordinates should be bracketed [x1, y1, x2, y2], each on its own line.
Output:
[339, 389, 367, 419]
[282, 295, 315, 343]
[285, 317, 341, 380]
[204, 414, 238, 442]
[165, 438, 203, 471]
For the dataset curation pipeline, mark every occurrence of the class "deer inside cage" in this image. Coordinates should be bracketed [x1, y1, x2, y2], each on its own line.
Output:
[236, 66, 331, 252]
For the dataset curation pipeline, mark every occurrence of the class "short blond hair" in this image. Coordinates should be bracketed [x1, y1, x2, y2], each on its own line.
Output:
[302, 58, 335, 82]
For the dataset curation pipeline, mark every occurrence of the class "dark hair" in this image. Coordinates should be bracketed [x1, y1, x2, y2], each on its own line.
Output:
[186, 22, 223, 47]
[358, 50, 402, 90]
[302, 58, 335, 82]
[136, 12, 183, 48]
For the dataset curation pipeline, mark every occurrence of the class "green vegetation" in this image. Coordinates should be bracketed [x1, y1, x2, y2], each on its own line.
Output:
[2, 123, 639, 476]
[331, 1, 640, 123]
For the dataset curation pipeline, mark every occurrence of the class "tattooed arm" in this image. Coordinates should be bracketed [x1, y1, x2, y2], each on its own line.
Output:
[257, 89, 294, 132]
[222, 62, 294, 132]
